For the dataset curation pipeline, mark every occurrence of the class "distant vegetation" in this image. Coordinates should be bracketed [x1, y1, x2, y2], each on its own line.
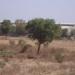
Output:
[0, 18, 75, 40]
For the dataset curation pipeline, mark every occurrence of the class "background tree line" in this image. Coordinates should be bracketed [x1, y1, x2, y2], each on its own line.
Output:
[0, 19, 26, 36]
[0, 19, 75, 39]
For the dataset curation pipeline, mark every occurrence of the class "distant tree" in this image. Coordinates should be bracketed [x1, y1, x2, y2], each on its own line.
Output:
[53, 24, 61, 39]
[9, 25, 16, 36]
[1, 20, 12, 35]
[70, 29, 75, 38]
[61, 29, 68, 38]
[15, 19, 26, 35]
[26, 18, 60, 54]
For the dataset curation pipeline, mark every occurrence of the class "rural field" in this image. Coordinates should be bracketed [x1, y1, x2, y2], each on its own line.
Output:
[0, 36, 75, 75]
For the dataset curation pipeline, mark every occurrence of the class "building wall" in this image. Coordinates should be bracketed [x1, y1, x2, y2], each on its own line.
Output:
[60, 24, 75, 37]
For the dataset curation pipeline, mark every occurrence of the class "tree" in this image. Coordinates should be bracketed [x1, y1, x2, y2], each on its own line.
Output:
[15, 19, 26, 35]
[1, 20, 12, 35]
[9, 25, 16, 36]
[26, 18, 60, 54]
[61, 29, 68, 38]
[52, 24, 61, 39]
[70, 29, 75, 38]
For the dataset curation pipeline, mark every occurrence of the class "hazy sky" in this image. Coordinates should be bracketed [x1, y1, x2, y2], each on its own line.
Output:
[0, 0, 75, 23]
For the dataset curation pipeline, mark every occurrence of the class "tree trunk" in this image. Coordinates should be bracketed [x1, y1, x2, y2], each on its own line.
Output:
[37, 43, 41, 54]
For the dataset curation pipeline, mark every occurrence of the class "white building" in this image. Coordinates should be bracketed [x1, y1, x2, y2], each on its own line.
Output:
[58, 24, 75, 32]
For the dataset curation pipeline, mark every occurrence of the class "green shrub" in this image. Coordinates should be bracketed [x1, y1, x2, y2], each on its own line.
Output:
[52, 48, 65, 63]
[0, 61, 6, 68]
[18, 39, 26, 47]
[54, 51, 64, 63]
[0, 49, 16, 57]
[9, 39, 16, 48]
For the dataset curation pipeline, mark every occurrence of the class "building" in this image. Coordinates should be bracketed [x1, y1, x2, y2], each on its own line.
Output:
[58, 24, 75, 33]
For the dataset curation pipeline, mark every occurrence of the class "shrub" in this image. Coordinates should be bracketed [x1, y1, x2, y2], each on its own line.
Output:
[0, 49, 16, 58]
[55, 52, 64, 63]
[9, 39, 16, 47]
[18, 39, 32, 53]
[18, 39, 26, 47]
[20, 44, 32, 53]
[51, 48, 65, 63]
[0, 61, 6, 68]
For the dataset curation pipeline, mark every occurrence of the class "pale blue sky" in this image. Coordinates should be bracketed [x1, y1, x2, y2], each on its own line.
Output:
[0, 0, 75, 23]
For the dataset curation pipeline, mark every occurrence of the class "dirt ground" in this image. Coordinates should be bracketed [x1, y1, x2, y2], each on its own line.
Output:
[0, 36, 75, 75]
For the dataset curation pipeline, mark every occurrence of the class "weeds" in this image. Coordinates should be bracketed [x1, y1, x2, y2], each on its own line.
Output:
[0, 49, 16, 58]
[54, 48, 64, 63]
[0, 61, 6, 68]
[18, 39, 26, 47]
[51, 48, 65, 63]
[9, 39, 16, 48]
[18, 39, 33, 53]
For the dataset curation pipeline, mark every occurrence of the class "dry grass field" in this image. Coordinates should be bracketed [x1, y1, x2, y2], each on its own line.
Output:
[0, 36, 75, 75]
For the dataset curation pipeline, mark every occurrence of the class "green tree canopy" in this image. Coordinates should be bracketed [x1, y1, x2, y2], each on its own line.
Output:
[61, 29, 68, 38]
[1, 20, 12, 35]
[15, 19, 26, 35]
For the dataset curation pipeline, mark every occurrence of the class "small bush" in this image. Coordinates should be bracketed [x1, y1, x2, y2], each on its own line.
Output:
[0, 61, 6, 68]
[18, 39, 26, 47]
[51, 48, 65, 63]
[55, 52, 64, 63]
[9, 39, 16, 47]
[0, 49, 16, 58]
[20, 44, 32, 53]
